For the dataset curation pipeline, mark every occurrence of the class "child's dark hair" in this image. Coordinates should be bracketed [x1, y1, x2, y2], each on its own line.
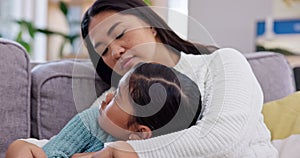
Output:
[126, 63, 202, 137]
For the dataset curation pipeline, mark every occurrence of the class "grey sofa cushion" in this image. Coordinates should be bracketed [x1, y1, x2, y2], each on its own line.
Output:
[0, 39, 31, 157]
[244, 52, 295, 103]
[31, 60, 109, 139]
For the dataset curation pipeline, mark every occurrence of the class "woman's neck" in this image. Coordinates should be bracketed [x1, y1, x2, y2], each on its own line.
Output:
[153, 44, 180, 67]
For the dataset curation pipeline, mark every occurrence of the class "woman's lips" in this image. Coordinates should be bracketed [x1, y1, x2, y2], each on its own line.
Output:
[120, 56, 134, 70]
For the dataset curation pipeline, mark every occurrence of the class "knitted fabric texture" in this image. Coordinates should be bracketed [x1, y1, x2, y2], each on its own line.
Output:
[43, 106, 115, 157]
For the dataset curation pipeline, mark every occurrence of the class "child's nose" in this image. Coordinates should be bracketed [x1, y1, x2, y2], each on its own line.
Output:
[105, 92, 114, 104]
[100, 92, 114, 110]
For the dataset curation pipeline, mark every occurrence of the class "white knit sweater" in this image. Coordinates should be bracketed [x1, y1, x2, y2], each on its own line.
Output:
[127, 48, 278, 158]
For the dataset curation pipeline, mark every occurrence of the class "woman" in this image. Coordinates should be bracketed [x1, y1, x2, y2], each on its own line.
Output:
[6, 0, 278, 157]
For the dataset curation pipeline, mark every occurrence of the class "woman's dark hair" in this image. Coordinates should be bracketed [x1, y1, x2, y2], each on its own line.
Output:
[126, 63, 202, 137]
[81, 0, 217, 87]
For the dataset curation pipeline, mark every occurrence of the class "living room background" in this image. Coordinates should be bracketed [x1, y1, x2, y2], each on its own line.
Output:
[0, 0, 299, 61]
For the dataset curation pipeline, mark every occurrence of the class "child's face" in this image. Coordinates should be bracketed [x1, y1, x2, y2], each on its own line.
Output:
[98, 80, 135, 140]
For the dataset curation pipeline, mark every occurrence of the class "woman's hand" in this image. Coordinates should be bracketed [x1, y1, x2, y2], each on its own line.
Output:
[5, 140, 47, 158]
[92, 141, 138, 158]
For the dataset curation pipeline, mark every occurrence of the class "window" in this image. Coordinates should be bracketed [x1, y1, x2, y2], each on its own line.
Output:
[168, 0, 188, 39]
[0, 0, 48, 61]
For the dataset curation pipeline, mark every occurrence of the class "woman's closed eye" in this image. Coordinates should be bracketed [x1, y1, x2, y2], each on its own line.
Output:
[116, 30, 125, 39]
[101, 30, 126, 56]
[102, 47, 108, 56]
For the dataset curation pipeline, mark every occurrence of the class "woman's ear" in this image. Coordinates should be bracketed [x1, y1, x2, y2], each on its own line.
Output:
[137, 125, 152, 139]
[150, 27, 157, 37]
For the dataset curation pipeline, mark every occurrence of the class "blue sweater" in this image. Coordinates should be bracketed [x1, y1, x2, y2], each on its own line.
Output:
[42, 106, 116, 158]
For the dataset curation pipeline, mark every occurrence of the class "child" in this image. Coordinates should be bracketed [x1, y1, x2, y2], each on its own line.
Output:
[42, 63, 202, 157]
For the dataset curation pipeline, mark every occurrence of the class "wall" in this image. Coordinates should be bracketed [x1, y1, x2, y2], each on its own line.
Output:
[188, 0, 273, 53]
[151, 0, 189, 39]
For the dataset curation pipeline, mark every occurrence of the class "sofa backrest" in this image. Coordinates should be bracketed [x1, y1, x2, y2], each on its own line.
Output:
[30, 59, 110, 139]
[244, 52, 296, 103]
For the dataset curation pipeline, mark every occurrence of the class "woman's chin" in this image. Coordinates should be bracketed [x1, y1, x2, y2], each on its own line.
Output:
[115, 69, 130, 76]
[116, 62, 138, 75]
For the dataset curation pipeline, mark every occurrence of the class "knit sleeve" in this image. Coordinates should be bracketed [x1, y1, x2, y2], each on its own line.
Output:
[127, 48, 267, 157]
[43, 107, 115, 158]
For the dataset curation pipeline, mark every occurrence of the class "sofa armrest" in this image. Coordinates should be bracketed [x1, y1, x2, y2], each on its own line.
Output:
[0, 38, 31, 158]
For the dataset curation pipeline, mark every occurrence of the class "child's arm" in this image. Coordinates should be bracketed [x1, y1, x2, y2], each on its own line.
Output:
[6, 87, 116, 158]
[5, 112, 101, 158]
[43, 87, 116, 157]
[5, 139, 47, 158]
[43, 107, 114, 157]
[71, 152, 96, 158]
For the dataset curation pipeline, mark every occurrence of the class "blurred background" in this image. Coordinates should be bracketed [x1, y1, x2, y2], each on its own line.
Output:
[0, 0, 299, 62]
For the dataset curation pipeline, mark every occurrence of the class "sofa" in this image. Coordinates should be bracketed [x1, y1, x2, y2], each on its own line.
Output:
[0, 38, 297, 157]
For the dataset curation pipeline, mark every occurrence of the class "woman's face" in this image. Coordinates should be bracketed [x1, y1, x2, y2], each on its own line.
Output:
[88, 10, 158, 75]
[98, 76, 135, 140]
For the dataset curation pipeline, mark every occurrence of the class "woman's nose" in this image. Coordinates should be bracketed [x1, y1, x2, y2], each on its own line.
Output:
[110, 42, 125, 59]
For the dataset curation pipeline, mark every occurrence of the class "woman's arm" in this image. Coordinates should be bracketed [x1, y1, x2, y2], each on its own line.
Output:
[107, 49, 272, 157]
